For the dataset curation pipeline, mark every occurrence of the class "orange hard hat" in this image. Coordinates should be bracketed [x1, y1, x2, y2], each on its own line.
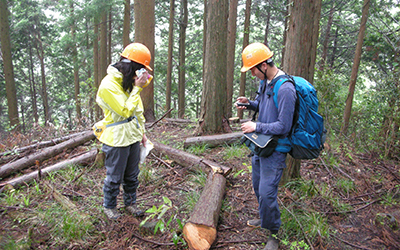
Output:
[241, 43, 273, 72]
[120, 43, 152, 71]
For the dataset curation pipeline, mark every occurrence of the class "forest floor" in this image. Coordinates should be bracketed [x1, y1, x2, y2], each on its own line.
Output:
[0, 120, 399, 250]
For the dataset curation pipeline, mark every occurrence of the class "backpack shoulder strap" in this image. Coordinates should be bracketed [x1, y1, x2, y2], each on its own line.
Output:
[272, 74, 294, 109]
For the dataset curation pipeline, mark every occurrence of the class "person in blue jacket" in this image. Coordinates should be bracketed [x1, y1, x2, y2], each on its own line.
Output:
[235, 43, 297, 250]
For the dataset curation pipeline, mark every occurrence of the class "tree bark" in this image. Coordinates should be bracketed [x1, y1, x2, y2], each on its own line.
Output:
[166, 0, 175, 118]
[263, 7, 271, 46]
[226, 0, 238, 119]
[93, 16, 101, 120]
[281, 0, 322, 184]
[178, 0, 188, 119]
[198, 0, 229, 134]
[70, 1, 82, 122]
[153, 142, 231, 176]
[341, 0, 370, 135]
[100, 9, 108, 80]
[0, 131, 95, 179]
[123, 0, 131, 47]
[283, 0, 321, 83]
[237, 0, 251, 119]
[183, 172, 226, 250]
[183, 132, 243, 149]
[134, 0, 156, 122]
[319, 4, 335, 71]
[28, 46, 39, 124]
[0, 0, 20, 130]
[1, 150, 97, 189]
[108, 9, 112, 66]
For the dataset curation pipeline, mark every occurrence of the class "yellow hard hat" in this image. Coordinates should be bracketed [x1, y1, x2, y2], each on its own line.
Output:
[241, 43, 273, 72]
[120, 43, 152, 71]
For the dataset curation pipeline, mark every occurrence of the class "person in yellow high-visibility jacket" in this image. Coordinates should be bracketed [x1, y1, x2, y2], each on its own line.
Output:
[96, 43, 152, 220]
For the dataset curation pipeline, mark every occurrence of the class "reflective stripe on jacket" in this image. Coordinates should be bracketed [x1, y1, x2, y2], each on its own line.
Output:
[96, 65, 145, 147]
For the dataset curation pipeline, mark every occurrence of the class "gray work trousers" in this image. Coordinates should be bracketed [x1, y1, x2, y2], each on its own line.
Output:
[102, 142, 140, 209]
[252, 152, 285, 232]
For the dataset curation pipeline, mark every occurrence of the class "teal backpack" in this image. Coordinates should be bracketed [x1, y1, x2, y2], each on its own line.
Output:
[273, 75, 326, 159]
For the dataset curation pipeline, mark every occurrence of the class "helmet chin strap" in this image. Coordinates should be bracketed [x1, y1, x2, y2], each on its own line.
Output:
[256, 64, 268, 81]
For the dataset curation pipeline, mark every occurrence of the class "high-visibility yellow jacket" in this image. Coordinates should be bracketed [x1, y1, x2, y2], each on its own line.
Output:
[95, 65, 145, 147]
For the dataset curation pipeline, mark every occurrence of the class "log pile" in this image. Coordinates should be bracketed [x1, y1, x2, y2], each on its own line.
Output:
[0, 131, 95, 179]
[0, 131, 96, 192]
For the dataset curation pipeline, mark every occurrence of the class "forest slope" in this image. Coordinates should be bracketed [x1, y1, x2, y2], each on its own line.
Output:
[0, 121, 399, 250]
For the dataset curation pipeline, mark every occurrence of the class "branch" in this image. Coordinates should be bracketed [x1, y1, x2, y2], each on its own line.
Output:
[148, 108, 173, 128]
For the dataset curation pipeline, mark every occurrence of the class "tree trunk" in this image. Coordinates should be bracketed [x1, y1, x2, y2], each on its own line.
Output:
[100, 9, 108, 80]
[226, 0, 238, 119]
[134, 0, 156, 122]
[281, 0, 289, 67]
[281, 0, 322, 184]
[0, 0, 20, 131]
[0, 131, 95, 179]
[153, 142, 231, 176]
[283, 0, 321, 83]
[319, 4, 335, 71]
[34, 22, 50, 125]
[183, 132, 243, 149]
[28, 46, 39, 123]
[70, 2, 82, 122]
[198, 0, 229, 134]
[341, 0, 370, 135]
[203, 0, 208, 81]
[123, 0, 131, 47]
[183, 172, 226, 250]
[178, 0, 188, 119]
[93, 17, 101, 120]
[166, 0, 175, 118]
[108, 9, 112, 65]
[263, 5, 271, 46]
[1, 150, 97, 189]
[238, 0, 251, 119]
[329, 20, 339, 69]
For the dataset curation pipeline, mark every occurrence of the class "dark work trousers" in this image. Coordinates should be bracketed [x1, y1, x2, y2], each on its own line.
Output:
[102, 142, 140, 209]
[251, 153, 285, 232]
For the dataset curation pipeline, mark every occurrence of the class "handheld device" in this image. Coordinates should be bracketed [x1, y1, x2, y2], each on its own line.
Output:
[135, 68, 153, 88]
[237, 102, 250, 107]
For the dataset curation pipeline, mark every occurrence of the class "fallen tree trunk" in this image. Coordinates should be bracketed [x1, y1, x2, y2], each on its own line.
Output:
[183, 172, 226, 250]
[152, 142, 231, 176]
[0, 131, 95, 179]
[0, 149, 97, 189]
[183, 132, 243, 149]
[0, 131, 89, 158]
[163, 118, 196, 124]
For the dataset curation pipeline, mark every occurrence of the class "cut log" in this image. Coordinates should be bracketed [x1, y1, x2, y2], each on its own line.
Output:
[228, 117, 240, 123]
[0, 131, 95, 179]
[163, 118, 196, 124]
[0, 131, 89, 157]
[153, 142, 231, 176]
[45, 183, 91, 220]
[0, 149, 97, 188]
[183, 132, 243, 149]
[183, 172, 226, 250]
